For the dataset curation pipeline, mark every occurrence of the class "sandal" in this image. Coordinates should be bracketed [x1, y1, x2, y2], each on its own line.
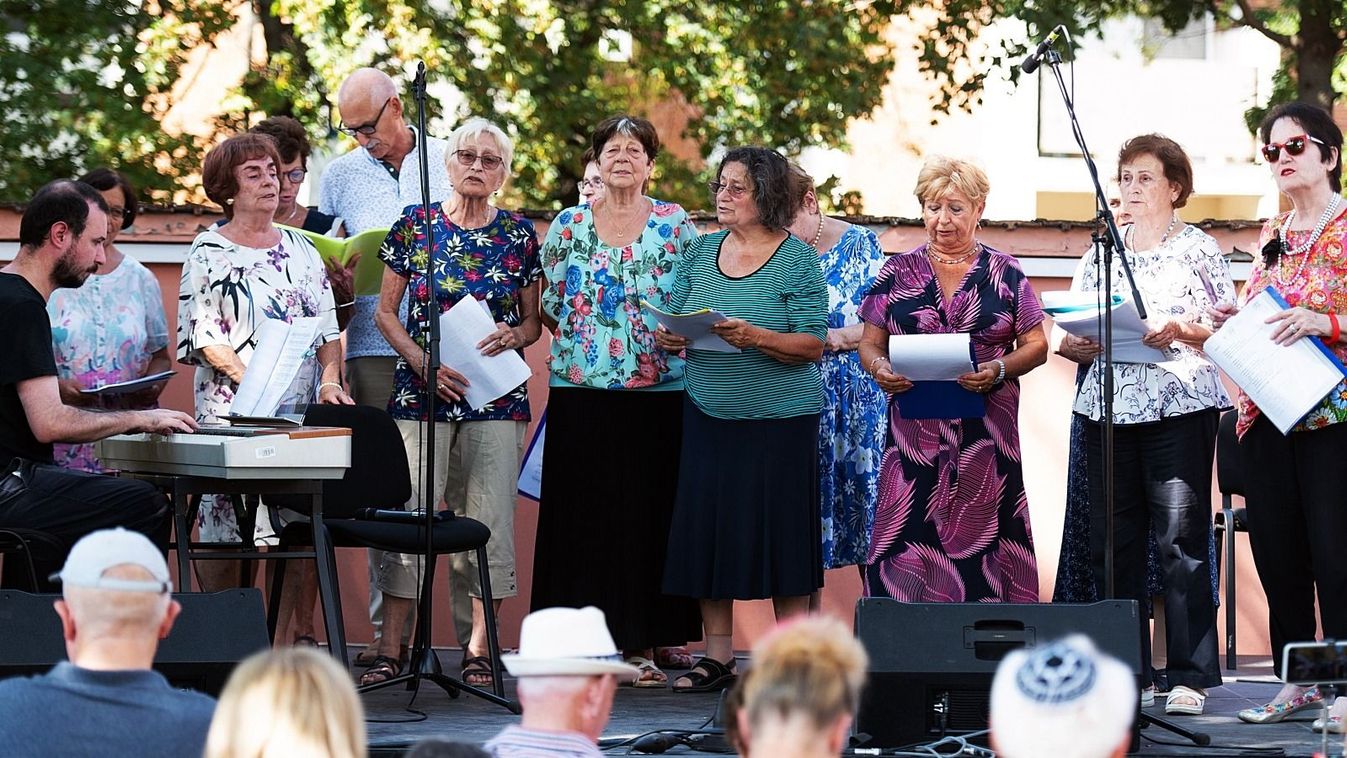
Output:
[1165, 685, 1205, 716]
[358, 655, 401, 686]
[1312, 715, 1345, 734]
[672, 656, 737, 694]
[624, 656, 668, 688]
[461, 655, 495, 688]
[1237, 686, 1326, 723]
[655, 646, 694, 670]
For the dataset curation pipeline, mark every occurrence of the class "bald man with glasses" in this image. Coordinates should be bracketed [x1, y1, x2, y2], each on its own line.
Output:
[317, 67, 454, 665]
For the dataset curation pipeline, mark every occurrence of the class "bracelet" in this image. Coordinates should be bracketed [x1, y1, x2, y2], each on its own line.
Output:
[1331, 313, 1341, 344]
[992, 359, 1007, 384]
[318, 381, 344, 394]
[869, 356, 887, 374]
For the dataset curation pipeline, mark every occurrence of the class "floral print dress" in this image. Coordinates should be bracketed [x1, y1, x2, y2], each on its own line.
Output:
[859, 244, 1043, 602]
[176, 227, 338, 541]
[817, 225, 887, 569]
[48, 257, 168, 472]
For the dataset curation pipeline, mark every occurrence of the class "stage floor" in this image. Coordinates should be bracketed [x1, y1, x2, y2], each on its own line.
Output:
[357, 652, 1338, 757]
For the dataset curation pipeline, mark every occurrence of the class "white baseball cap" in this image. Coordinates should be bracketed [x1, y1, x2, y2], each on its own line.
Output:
[51, 528, 172, 594]
[501, 606, 639, 679]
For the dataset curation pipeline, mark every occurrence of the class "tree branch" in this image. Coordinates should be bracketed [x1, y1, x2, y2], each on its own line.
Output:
[1230, 0, 1294, 49]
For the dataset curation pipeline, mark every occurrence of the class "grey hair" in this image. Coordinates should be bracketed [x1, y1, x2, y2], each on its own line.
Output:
[447, 117, 515, 173]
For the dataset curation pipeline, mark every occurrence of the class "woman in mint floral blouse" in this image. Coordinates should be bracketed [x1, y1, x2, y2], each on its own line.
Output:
[367, 118, 542, 689]
[531, 115, 702, 689]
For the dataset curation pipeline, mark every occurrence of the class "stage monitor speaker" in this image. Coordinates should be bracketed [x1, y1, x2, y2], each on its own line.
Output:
[853, 598, 1142, 750]
[0, 588, 270, 696]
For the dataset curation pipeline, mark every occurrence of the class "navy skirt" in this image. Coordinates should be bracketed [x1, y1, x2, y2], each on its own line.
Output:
[662, 396, 823, 600]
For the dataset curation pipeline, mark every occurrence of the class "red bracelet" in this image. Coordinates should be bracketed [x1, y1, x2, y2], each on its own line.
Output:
[1330, 312, 1341, 344]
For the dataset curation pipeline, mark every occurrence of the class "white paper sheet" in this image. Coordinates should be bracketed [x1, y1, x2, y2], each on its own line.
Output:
[1043, 291, 1167, 364]
[231, 317, 322, 416]
[641, 301, 740, 353]
[437, 297, 533, 411]
[887, 333, 975, 381]
[1205, 288, 1347, 434]
[517, 414, 544, 501]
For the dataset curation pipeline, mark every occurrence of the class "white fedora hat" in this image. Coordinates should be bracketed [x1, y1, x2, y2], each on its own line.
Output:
[501, 606, 639, 679]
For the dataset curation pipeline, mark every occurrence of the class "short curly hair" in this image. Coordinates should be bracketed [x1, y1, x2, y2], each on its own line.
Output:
[1117, 134, 1194, 209]
[250, 116, 312, 165]
[717, 147, 793, 231]
[202, 133, 282, 220]
[914, 156, 990, 207]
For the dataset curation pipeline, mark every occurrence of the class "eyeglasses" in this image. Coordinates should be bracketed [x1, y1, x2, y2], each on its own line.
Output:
[707, 181, 750, 198]
[106, 206, 126, 219]
[579, 177, 604, 190]
[338, 97, 392, 136]
[281, 168, 307, 184]
[453, 150, 504, 170]
[1261, 134, 1327, 163]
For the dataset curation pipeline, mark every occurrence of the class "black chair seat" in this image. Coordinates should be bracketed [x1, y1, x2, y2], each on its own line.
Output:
[282, 517, 491, 555]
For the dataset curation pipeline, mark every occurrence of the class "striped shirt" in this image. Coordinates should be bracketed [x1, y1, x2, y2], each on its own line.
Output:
[671, 230, 827, 420]
[485, 725, 604, 757]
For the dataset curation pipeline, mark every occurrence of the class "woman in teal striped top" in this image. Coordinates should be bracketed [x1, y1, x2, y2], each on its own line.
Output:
[657, 147, 829, 694]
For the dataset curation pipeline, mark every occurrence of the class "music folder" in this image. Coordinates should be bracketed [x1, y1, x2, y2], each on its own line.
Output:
[897, 382, 986, 420]
[888, 333, 986, 419]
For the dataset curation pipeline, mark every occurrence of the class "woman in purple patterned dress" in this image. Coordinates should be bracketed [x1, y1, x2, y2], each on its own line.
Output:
[857, 157, 1047, 603]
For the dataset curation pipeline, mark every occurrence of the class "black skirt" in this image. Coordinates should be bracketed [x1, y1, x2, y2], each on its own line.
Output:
[530, 386, 702, 650]
[662, 397, 823, 600]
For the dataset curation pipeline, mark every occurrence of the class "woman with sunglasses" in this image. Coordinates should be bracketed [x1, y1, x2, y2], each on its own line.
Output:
[657, 146, 829, 693]
[533, 115, 702, 689]
[369, 116, 542, 689]
[1210, 102, 1347, 729]
[1057, 134, 1232, 716]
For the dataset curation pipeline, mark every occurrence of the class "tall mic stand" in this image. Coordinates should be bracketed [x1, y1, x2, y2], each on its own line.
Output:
[1038, 43, 1207, 748]
[357, 62, 516, 712]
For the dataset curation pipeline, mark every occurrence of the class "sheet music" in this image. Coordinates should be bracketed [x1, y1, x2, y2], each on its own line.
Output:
[437, 297, 533, 411]
[231, 317, 322, 416]
[1042, 291, 1166, 364]
[641, 301, 739, 353]
[888, 333, 974, 380]
[80, 370, 176, 395]
[517, 413, 545, 501]
[1205, 288, 1347, 434]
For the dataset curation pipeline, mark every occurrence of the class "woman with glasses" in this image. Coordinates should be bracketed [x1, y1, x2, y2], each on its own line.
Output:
[1210, 103, 1347, 729]
[46, 168, 171, 472]
[1058, 135, 1231, 716]
[577, 146, 605, 205]
[658, 146, 829, 693]
[251, 116, 346, 237]
[857, 157, 1046, 605]
[533, 114, 702, 689]
[368, 117, 542, 689]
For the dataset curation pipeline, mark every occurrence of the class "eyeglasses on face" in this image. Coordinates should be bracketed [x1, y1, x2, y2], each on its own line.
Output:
[453, 150, 504, 170]
[1261, 134, 1327, 163]
[281, 168, 307, 184]
[338, 97, 392, 137]
[707, 181, 750, 199]
[579, 177, 605, 190]
[105, 206, 126, 218]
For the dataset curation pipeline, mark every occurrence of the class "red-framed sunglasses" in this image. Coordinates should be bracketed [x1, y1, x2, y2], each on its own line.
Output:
[1261, 133, 1327, 163]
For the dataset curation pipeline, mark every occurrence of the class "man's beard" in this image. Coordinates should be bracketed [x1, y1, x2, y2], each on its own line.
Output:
[52, 247, 94, 288]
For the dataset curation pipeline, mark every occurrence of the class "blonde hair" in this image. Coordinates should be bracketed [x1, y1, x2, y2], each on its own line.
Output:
[204, 648, 365, 758]
[914, 155, 991, 207]
[742, 616, 869, 733]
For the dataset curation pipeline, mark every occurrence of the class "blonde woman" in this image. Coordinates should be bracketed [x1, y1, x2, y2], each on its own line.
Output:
[205, 648, 365, 758]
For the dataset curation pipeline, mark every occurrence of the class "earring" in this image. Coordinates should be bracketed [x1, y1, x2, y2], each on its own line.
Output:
[225, 198, 234, 205]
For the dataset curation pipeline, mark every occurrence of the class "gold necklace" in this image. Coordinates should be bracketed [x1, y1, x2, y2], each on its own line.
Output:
[808, 214, 824, 249]
[927, 243, 981, 265]
[604, 199, 648, 241]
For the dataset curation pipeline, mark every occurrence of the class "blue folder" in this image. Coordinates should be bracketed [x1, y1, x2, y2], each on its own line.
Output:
[897, 381, 986, 420]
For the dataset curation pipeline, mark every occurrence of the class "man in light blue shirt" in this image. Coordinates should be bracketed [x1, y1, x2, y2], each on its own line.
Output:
[318, 67, 452, 661]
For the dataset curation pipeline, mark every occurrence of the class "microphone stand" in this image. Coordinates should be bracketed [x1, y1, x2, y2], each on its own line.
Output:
[1039, 45, 1206, 749]
[357, 62, 515, 712]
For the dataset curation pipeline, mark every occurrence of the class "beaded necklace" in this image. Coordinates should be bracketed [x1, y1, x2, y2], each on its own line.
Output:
[1273, 194, 1342, 288]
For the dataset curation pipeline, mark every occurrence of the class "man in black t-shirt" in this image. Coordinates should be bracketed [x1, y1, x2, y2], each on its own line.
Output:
[0, 181, 197, 586]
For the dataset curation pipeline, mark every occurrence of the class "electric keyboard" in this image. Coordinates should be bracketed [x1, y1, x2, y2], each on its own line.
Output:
[95, 427, 352, 480]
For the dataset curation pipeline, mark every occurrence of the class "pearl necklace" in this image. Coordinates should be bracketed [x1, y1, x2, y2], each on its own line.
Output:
[927, 243, 982, 265]
[1125, 213, 1178, 252]
[1273, 194, 1341, 288]
[808, 214, 824, 249]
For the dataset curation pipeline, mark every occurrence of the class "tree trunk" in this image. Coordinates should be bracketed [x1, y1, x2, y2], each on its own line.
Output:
[1296, 0, 1342, 110]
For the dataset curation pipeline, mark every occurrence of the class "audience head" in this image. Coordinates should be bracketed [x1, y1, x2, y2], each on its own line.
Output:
[990, 635, 1135, 758]
[405, 739, 491, 758]
[502, 606, 638, 741]
[714, 146, 793, 231]
[20, 180, 110, 288]
[1259, 101, 1344, 193]
[578, 146, 605, 205]
[1105, 177, 1132, 226]
[1116, 133, 1194, 213]
[205, 647, 365, 758]
[51, 528, 177, 665]
[336, 67, 405, 161]
[915, 156, 989, 253]
[589, 115, 659, 200]
[446, 117, 515, 198]
[78, 168, 137, 234]
[736, 616, 868, 758]
[202, 133, 283, 221]
[250, 116, 314, 211]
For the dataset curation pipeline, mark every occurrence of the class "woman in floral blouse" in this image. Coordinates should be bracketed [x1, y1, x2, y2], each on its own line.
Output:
[368, 117, 542, 689]
[531, 115, 702, 689]
[1058, 134, 1231, 716]
[1212, 103, 1347, 730]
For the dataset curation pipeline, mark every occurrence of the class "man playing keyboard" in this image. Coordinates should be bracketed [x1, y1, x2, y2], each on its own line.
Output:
[1, 181, 197, 586]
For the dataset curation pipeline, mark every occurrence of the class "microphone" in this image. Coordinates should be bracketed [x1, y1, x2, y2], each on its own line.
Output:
[632, 732, 687, 754]
[354, 508, 453, 523]
[1020, 25, 1066, 74]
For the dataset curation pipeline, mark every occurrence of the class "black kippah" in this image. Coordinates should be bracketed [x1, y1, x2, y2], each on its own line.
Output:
[1013, 641, 1098, 705]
